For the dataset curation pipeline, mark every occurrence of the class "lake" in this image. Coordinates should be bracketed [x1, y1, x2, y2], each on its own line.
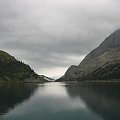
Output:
[0, 82, 120, 120]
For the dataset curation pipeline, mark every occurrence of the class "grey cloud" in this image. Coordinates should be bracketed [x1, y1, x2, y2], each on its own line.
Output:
[0, 0, 120, 77]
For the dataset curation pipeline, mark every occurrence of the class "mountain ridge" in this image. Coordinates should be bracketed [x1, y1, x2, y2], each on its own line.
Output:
[0, 50, 45, 82]
[58, 29, 120, 81]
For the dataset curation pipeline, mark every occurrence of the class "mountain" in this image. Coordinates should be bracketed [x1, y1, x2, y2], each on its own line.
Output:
[58, 29, 120, 81]
[0, 50, 44, 82]
[39, 75, 55, 82]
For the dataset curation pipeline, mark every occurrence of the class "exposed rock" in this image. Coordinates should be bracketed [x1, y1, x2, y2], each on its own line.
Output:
[58, 29, 120, 81]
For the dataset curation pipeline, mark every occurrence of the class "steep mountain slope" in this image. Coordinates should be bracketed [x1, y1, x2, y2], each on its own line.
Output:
[0, 50, 44, 82]
[58, 29, 120, 81]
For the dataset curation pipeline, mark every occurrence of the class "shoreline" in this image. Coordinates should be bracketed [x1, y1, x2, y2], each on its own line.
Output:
[0, 79, 120, 84]
[56, 79, 120, 84]
[0, 81, 46, 84]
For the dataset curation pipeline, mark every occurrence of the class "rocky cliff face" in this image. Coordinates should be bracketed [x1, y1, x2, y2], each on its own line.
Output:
[59, 29, 120, 81]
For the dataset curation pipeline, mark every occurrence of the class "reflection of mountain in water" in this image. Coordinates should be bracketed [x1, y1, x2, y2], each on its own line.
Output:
[66, 84, 120, 120]
[0, 84, 37, 116]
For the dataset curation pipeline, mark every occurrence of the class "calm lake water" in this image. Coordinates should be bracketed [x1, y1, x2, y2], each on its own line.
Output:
[0, 82, 120, 120]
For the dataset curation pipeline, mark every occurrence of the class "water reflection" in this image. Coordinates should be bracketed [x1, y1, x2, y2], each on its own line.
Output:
[38, 83, 87, 112]
[0, 84, 37, 116]
[66, 83, 120, 120]
[0, 82, 120, 120]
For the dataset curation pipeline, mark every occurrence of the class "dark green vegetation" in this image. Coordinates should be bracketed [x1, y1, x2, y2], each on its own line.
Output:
[58, 29, 120, 82]
[0, 50, 43, 82]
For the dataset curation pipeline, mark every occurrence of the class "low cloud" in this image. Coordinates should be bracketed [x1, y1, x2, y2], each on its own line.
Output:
[0, 0, 120, 77]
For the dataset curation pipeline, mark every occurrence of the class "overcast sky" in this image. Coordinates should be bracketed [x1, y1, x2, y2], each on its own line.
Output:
[0, 0, 120, 78]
